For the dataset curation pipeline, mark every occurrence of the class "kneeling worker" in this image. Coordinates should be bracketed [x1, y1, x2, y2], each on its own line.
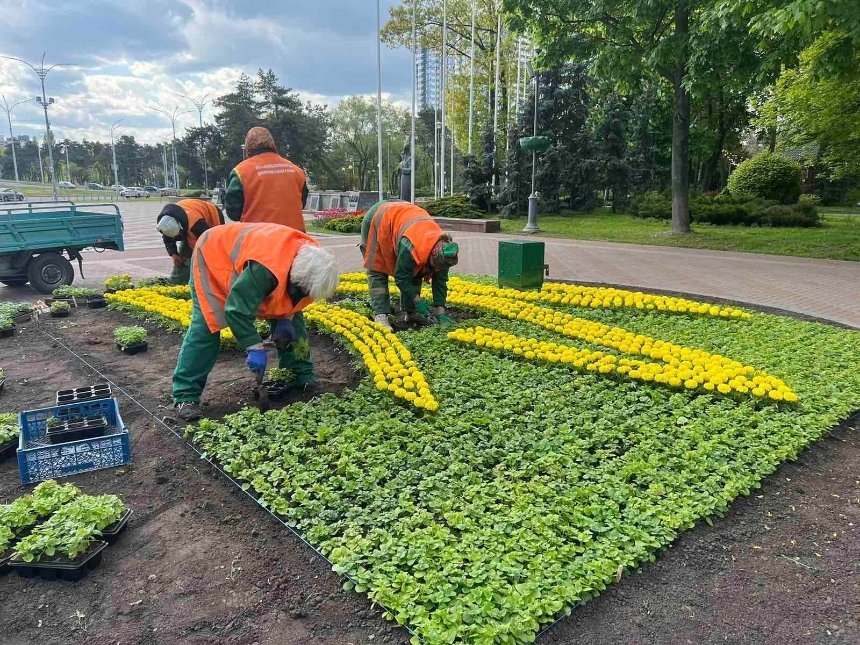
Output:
[172, 223, 339, 421]
[156, 199, 225, 284]
[360, 200, 459, 330]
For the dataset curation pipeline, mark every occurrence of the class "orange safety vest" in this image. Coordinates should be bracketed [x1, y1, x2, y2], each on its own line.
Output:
[363, 202, 443, 277]
[178, 199, 223, 249]
[233, 151, 306, 231]
[192, 223, 316, 333]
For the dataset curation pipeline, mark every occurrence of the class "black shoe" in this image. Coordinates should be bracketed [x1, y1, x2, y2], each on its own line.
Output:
[175, 401, 202, 421]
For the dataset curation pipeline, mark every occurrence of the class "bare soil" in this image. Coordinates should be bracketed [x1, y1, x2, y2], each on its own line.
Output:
[0, 307, 857, 645]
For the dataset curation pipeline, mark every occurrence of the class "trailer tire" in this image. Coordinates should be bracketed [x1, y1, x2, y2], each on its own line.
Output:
[0, 277, 28, 287]
[27, 253, 74, 294]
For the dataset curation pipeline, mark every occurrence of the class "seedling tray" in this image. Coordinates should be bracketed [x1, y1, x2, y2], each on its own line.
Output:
[117, 342, 148, 356]
[50, 310, 70, 318]
[10, 540, 108, 581]
[47, 424, 108, 445]
[0, 327, 14, 338]
[1, 547, 13, 574]
[86, 297, 107, 309]
[17, 398, 131, 484]
[0, 439, 16, 461]
[257, 380, 293, 402]
[100, 508, 132, 543]
[56, 384, 113, 405]
[11, 312, 32, 325]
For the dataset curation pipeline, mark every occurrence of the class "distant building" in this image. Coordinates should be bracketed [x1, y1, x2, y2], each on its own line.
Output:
[15, 135, 31, 143]
[417, 48, 440, 111]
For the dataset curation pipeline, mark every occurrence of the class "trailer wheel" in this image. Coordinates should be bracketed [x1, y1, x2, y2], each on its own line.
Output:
[27, 253, 74, 294]
[0, 277, 28, 287]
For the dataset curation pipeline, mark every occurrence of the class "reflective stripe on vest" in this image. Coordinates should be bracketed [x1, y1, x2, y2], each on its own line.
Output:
[234, 151, 306, 231]
[192, 223, 317, 333]
[178, 199, 223, 249]
[363, 201, 442, 276]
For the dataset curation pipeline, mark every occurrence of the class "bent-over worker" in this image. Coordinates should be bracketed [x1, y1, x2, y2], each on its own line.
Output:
[359, 200, 459, 331]
[172, 223, 338, 421]
[156, 199, 225, 285]
[224, 126, 308, 230]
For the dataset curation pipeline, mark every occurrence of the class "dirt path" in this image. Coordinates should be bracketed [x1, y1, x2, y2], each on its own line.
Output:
[0, 308, 857, 645]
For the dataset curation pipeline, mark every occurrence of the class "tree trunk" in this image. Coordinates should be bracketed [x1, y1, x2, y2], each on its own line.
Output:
[671, 4, 691, 234]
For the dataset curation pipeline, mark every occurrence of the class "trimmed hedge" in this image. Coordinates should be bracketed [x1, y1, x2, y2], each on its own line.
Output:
[323, 215, 363, 233]
[726, 153, 802, 204]
[423, 194, 484, 219]
[629, 191, 820, 227]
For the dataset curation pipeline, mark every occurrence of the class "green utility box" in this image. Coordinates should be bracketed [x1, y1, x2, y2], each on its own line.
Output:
[498, 240, 548, 290]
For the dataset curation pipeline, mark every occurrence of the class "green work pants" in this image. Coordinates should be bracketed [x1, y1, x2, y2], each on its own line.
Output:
[169, 261, 191, 286]
[172, 292, 314, 403]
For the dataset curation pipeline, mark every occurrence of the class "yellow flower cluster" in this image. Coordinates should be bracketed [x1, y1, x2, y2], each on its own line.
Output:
[444, 291, 796, 401]
[304, 303, 438, 411]
[104, 287, 236, 342]
[449, 278, 751, 319]
[448, 326, 796, 401]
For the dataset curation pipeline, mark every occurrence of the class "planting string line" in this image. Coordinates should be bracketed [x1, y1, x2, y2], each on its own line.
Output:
[39, 328, 419, 643]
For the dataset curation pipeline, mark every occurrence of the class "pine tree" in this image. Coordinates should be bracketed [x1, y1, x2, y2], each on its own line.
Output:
[596, 93, 630, 211]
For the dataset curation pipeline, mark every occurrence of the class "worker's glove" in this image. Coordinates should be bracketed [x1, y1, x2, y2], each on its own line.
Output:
[272, 319, 296, 349]
[171, 254, 185, 268]
[246, 348, 268, 378]
[373, 314, 393, 331]
[413, 299, 431, 317]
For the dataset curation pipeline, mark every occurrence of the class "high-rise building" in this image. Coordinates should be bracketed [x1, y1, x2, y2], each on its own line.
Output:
[417, 48, 440, 111]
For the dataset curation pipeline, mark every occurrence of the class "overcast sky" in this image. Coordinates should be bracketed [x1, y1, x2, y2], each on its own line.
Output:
[0, 0, 411, 145]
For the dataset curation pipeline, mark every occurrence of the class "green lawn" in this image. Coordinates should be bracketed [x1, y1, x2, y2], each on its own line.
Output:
[500, 208, 860, 261]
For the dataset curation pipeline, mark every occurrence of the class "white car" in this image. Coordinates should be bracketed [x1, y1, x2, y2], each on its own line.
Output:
[120, 186, 149, 198]
[58, 181, 76, 189]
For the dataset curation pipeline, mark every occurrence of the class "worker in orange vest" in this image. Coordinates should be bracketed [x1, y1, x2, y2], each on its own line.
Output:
[224, 127, 308, 230]
[171, 223, 339, 421]
[156, 199, 225, 284]
[360, 200, 459, 330]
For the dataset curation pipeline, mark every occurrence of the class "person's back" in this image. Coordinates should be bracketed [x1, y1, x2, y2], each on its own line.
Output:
[224, 127, 307, 231]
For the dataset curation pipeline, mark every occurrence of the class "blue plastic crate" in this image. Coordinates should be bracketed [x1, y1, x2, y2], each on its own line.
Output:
[17, 398, 131, 484]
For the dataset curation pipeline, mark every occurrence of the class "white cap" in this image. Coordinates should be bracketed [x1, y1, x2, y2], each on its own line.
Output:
[157, 215, 182, 238]
[291, 244, 338, 301]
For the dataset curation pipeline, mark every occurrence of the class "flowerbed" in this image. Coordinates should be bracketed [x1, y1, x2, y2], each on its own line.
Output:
[104, 274, 860, 644]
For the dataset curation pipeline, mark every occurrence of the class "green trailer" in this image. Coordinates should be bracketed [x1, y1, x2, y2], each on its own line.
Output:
[0, 201, 125, 293]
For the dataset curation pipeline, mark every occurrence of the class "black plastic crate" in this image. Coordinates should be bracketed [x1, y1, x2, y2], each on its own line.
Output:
[117, 342, 148, 356]
[10, 541, 108, 581]
[56, 384, 113, 406]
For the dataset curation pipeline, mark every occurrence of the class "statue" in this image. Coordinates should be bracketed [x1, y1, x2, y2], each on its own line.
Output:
[398, 141, 416, 201]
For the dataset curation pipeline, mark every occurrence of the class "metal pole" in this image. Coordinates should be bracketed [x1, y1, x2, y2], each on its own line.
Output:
[440, 0, 447, 196]
[38, 75, 58, 200]
[38, 138, 45, 184]
[491, 11, 502, 193]
[171, 120, 179, 190]
[468, 0, 476, 155]
[162, 144, 169, 188]
[516, 38, 523, 114]
[450, 130, 455, 195]
[110, 118, 123, 198]
[433, 105, 438, 199]
[410, 0, 417, 203]
[523, 69, 539, 233]
[1, 96, 27, 185]
[64, 141, 70, 183]
[375, 0, 384, 201]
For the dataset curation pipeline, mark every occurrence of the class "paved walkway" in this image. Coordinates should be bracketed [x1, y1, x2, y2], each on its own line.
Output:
[7, 202, 859, 328]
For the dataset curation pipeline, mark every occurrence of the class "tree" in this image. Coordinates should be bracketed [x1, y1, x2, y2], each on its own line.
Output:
[595, 94, 630, 211]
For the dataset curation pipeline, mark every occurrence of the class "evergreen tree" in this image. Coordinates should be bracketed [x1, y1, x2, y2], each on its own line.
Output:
[596, 93, 630, 211]
[498, 122, 527, 217]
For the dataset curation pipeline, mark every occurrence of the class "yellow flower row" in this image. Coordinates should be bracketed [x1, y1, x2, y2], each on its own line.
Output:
[105, 288, 236, 342]
[448, 277, 751, 319]
[304, 303, 438, 411]
[444, 291, 796, 401]
[449, 326, 797, 402]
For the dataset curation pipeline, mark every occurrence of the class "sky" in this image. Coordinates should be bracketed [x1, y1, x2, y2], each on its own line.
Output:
[0, 0, 411, 145]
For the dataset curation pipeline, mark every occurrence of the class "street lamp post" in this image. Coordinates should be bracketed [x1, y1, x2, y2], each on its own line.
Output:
[3, 55, 69, 201]
[177, 92, 211, 192]
[151, 105, 189, 191]
[61, 140, 71, 183]
[110, 118, 124, 198]
[0, 95, 28, 186]
[523, 63, 540, 234]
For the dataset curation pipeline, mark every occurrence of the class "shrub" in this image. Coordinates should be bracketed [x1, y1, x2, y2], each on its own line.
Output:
[726, 153, 802, 204]
[759, 203, 821, 227]
[423, 194, 484, 219]
[628, 191, 671, 219]
[114, 326, 148, 347]
[323, 216, 363, 233]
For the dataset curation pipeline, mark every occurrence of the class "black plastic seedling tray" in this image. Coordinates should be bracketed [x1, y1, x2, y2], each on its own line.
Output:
[0, 439, 16, 461]
[56, 384, 113, 405]
[10, 541, 108, 581]
[100, 509, 132, 544]
[117, 341, 148, 356]
[0, 547, 13, 575]
[0, 327, 14, 338]
[50, 310, 70, 318]
[46, 415, 108, 444]
[87, 297, 107, 309]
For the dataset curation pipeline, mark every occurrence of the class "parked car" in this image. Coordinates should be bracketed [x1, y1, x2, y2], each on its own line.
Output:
[0, 188, 25, 202]
[120, 186, 149, 198]
[86, 182, 105, 190]
[58, 181, 76, 189]
[158, 187, 180, 197]
[143, 185, 159, 193]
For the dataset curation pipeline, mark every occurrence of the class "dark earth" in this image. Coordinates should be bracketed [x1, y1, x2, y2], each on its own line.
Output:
[0, 306, 857, 645]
